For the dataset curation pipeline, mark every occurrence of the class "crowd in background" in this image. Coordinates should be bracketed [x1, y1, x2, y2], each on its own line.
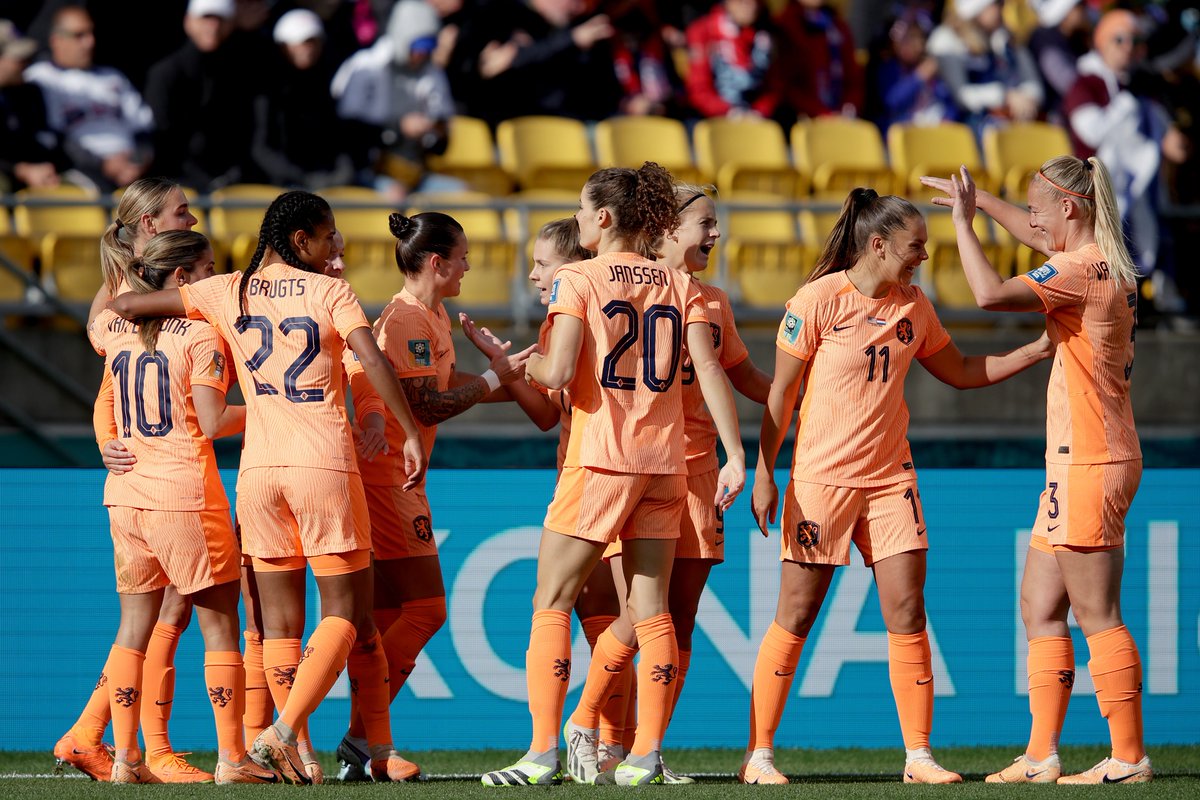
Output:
[0, 0, 1197, 315]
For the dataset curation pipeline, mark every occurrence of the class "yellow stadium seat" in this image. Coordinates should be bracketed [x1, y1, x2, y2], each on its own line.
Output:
[792, 117, 894, 198]
[693, 117, 808, 199]
[406, 191, 516, 310]
[426, 115, 514, 196]
[0, 235, 37, 303]
[40, 233, 104, 302]
[344, 259, 401, 306]
[207, 184, 287, 272]
[502, 189, 580, 263]
[11, 186, 108, 301]
[887, 122, 984, 199]
[594, 115, 700, 183]
[723, 193, 808, 307]
[322, 184, 395, 276]
[496, 116, 595, 192]
[983, 121, 1072, 200]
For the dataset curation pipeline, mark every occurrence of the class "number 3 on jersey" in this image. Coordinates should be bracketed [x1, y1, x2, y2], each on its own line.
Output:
[234, 314, 324, 402]
[600, 301, 682, 393]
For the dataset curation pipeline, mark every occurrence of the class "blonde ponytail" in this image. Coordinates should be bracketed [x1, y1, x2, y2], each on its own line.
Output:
[1087, 157, 1138, 286]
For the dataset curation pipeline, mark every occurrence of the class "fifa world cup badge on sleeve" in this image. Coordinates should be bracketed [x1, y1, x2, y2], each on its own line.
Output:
[409, 339, 432, 367]
[207, 351, 226, 381]
[782, 311, 802, 345]
[549, 278, 560, 305]
[1027, 263, 1059, 284]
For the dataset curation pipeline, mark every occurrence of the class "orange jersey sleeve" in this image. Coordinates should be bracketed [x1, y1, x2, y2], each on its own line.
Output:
[781, 273, 948, 487]
[1017, 244, 1139, 464]
[92, 309, 228, 511]
[682, 281, 750, 474]
[93, 369, 118, 447]
[354, 289, 456, 487]
[549, 253, 706, 474]
[179, 263, 370, 473]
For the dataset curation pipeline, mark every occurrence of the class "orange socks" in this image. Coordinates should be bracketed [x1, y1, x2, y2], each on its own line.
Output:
[600, 663, 634, 746]
[667, 649, 692, 725]
[346, 631, 392, 749]
[526, 609, 572, 752]
[106, 645, 146, 758]
[279, 617, 356, 734]
[205, 651, 247, 762]
[242, 631, 273, 744]
[261, 638, 312, 749]
[141, 622, 182, 760]
[888, 631, 933, 751]
[630, 613, 678, 757]
[580, 614, 617, 650]
[1087, 626, 1145, 763]
[621, 670, 637, 751]
[748, 622, 805, 751]
[71, 656, 114, 747]
[373, 607, 404, 638]
[571, 628, 638, 730]
[1026, 636, 1074, 761]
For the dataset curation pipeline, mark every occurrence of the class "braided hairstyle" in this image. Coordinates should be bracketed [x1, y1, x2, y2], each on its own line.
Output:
[584, 161, 679, 258]
[239, 190, 333, 316]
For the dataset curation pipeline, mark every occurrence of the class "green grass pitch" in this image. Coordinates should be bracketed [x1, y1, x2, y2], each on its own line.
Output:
[2, 745, 1197, 798]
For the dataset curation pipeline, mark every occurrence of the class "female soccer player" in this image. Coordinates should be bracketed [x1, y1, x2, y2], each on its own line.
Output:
[563, 183, 772, 785]
[482, 162, 745, 787]
[747, 187, 1054, 785]
[88, 230, 274, 785]
[111, 190, 427, 785]
[923, 160, 1150, 784]
[57, 177, 208, 784]
[335, 211, 533, 782]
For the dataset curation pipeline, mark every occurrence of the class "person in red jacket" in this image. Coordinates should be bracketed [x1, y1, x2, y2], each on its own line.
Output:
[684, 0, 778, 118]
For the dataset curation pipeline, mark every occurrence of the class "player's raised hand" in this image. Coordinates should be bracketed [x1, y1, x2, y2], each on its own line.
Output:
[949, 165, 977, 226]
[101, 439, 136, 475]
[459, 312, 508, 359]
[401, 437, 427, 491]
[919, 174, 953, 205]
[751, 475, 778, 538]
[715, 458, 746, 512]
[356, 413, 389, 462]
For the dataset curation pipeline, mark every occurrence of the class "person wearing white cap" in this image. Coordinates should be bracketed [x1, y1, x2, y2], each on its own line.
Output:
[926, 0, 1044, 137]
[1027, 0, 1090, 121]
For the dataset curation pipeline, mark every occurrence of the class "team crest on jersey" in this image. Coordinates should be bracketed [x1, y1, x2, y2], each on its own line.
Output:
[1027, 263, 1059, 284]
[782, 311, 802, 344]
[895, 317, 914, 345]
[549, 278, 560, 304]
[207, 351, 226, 381]
[795, 520, 820, 549]
[413, 515, 433, 542]
[408, 339, 431, 367]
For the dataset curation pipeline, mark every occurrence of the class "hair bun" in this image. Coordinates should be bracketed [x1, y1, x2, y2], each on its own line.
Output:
[389, 212, 413, 239]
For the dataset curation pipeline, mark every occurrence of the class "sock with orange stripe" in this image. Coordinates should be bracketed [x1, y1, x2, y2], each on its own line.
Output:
[526, 609, 572, 752]
[630, 613, 678, 757]
[279, 617, 357, 736]
[205, 651, 247, 762]
[242, 631, 273, 744]
[571, 628, 638, 730]
[141, 622, 182, 760]
[106, 645, 146, 761]
[1026, 636, 1074, 761]
[346, 631, 392, 750]
[70, 656, 114, 747]
[888, 631, 933, 751]
[748, 622, 805, 750]
[580, 614, 617, 651]
[667, 649, 692, 725]
[1086, 626, 1145, 763]
[620, 667, 637, 751]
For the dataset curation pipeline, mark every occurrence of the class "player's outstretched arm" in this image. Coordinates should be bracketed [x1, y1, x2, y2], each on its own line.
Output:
[194, 385, 246, 439]
[724, 357, 772, 405]
[753, 348, 805, 537]
[346, 327, 426, 490]
[110, 287, 186, 319]
[688, 320, 745, 511]
[919, 333, 1055, 390]
[526, 315, 583, 391]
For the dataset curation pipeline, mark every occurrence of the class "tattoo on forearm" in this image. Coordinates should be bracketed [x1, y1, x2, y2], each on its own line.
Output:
[401, 375, 485, 426]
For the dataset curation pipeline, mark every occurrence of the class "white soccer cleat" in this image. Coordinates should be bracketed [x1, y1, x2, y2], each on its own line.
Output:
[1057, 755, 1152, 785]
[481, 749, 563, 787]
[564, 719, 601, 784]
[986, 753, 1061, 783]
[738, 747, 788, 785]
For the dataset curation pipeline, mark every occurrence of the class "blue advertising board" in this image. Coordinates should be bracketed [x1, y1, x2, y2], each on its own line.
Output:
[0, 468, 1196, 751]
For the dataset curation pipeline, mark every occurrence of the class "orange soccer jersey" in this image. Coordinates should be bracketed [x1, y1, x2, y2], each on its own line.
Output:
[549, 252, 707, 475]
[89, 309, 231, 511]
[681, 280, 749, 475]
[178, 262, 370, 474]
[777, 273, 950, 486]
[1016, 244, 1140, 465]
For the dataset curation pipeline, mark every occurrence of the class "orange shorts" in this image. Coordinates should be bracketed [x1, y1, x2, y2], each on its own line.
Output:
[108, 505, 240, 595]
[1029, 460, 1141, 554]
[236, 467, 370, 559]
[252, 549, 371, 576]
[363, 483, 438, 561]
[780, 479, 927, 566]
[545, 466, 686, 545]
[603, 468, 724, 561]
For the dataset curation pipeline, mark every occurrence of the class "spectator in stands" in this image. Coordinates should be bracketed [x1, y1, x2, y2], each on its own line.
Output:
[1064, 8, 1190, 311]
[772, 0, 865, 126]
[1027, 0, 1090, 123]
[451, 0, 621, 125]
[870, 11, 959, 133]
[927, 0, 1043, 138]
[24, 5, 154, 193]
[333, 0, 459, 201]
[0, 19, 69, 193]
[143, 0, 265, 192]
[684, 0, 778, 119]
[251, 9, 367, 191]
[604, 0, 687, 117]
